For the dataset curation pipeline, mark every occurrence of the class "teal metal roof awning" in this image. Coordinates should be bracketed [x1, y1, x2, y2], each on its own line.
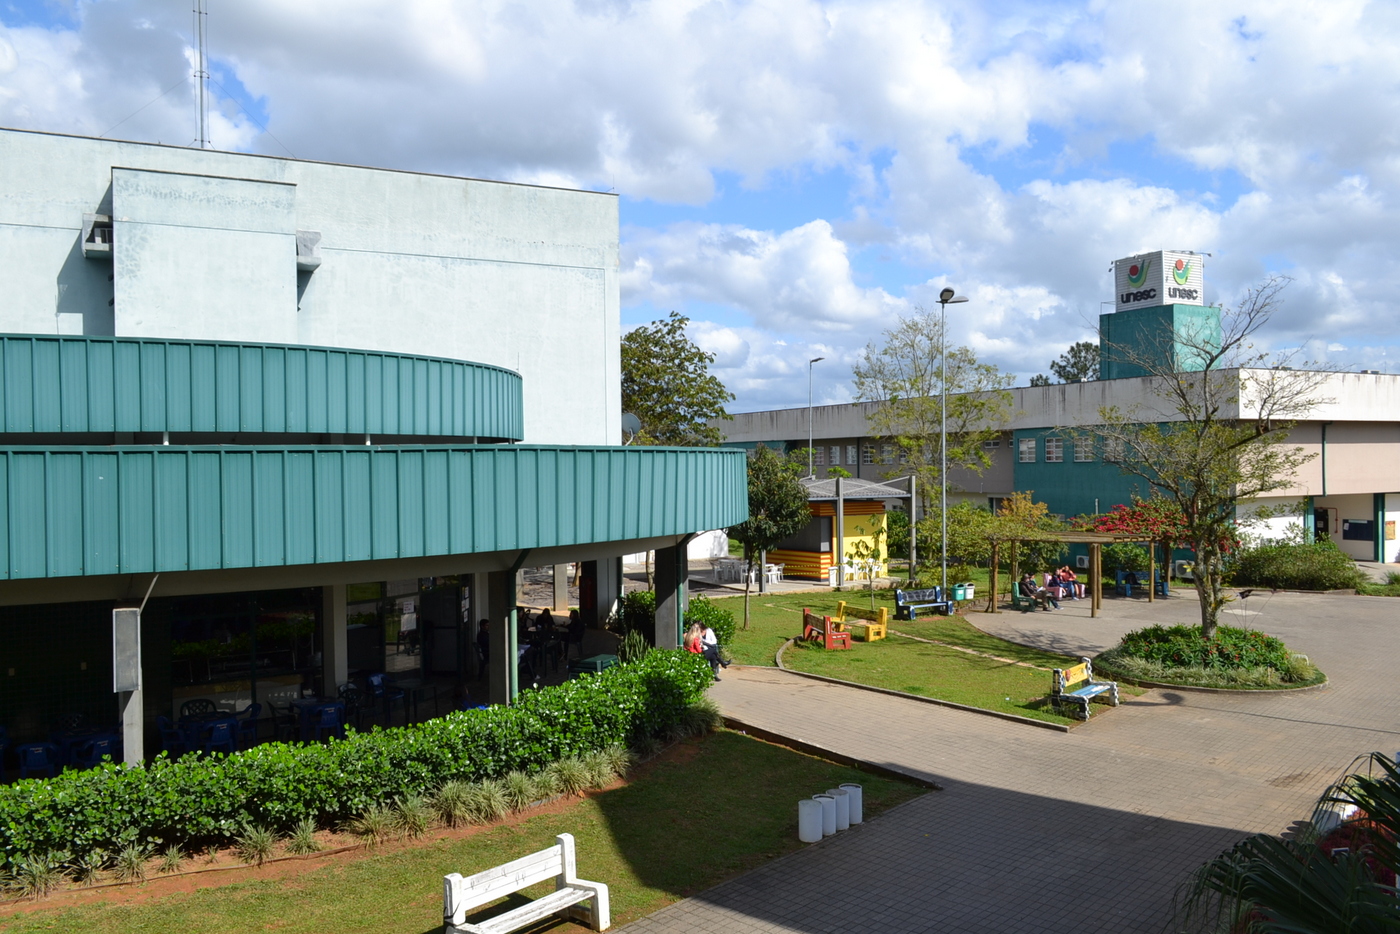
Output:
[0, 335, 522, 440]
[0, 445, 747, 580]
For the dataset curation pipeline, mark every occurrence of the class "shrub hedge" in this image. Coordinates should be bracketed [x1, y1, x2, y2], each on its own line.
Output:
[0, 650, 711, 869]
[1115, 624, 1291, 670]
[1232, 541, 1367, 591]
[684, 596, 736, 647]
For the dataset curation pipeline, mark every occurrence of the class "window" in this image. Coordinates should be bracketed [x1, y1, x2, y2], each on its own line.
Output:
[983, 438, 1001, 449]
[898, 447, 909, 464]
[1102, 435, 1124, 463]
[1045, 438, 1064, 463]
[989, 496, 1007, 515]
[814, 446, 826, 466]
[862, 444, 876, 465]
[881, 443, 895, 465]
[846, 445, 858, 466]
[1073, 440, 1093, 462]
[1018, 438, 1036, 462]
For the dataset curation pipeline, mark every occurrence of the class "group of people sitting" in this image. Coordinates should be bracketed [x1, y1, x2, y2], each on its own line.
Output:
[1017, 566, 1085, 611]
[683, 623, 729, 680]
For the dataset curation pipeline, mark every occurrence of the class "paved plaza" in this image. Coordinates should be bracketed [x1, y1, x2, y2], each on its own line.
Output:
[623, 589, 1400, 933]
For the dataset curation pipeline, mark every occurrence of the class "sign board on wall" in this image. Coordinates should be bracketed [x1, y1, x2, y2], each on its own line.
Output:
[1113, 250, 1205, 312]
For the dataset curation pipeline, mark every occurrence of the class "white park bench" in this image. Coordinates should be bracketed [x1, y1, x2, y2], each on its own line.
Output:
[443, 832, 610, 934]
[1050, 657, 1120, 721]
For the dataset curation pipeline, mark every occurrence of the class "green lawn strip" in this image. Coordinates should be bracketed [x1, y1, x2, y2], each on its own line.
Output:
[890, 615, 1083, 669]
[0, 731, 922, 934]
[778, 635, 1085, 725]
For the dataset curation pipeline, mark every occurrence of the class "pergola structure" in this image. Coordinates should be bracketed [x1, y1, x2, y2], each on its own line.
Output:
[984, 530, 1168, 618]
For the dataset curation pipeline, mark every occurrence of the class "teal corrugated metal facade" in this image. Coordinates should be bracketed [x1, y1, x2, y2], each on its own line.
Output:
[0, 446, 748, 579]
[0, 336, 523, 440]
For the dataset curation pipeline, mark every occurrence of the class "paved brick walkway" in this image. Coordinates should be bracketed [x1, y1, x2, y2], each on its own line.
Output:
[622, 590, 1400, 933]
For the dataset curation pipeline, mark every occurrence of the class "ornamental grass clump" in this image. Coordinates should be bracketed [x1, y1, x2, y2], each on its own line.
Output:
[432, 780, 477, 827]
[501, 771, 537, 811]
[286, 818, 321, 856]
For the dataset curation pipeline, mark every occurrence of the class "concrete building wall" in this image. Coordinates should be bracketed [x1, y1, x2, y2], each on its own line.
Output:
[1312, 493, 1378, 560]
[0, 128, 620, 446]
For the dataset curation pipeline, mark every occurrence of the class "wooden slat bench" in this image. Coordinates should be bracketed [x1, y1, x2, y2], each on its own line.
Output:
[802, 608, 852, 650]
[894, 588, 953, 620]
[1050, 657, 1120, 721]
[443, 832, 610, 934]
[833, 601, 888, 641]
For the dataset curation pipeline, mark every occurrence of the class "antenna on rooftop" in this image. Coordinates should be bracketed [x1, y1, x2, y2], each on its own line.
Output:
[193, 0, 210, 148]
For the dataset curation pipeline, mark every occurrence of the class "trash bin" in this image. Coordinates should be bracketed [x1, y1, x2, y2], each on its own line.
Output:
[963, 583, 976, 601]
[952, 583, 967, 601]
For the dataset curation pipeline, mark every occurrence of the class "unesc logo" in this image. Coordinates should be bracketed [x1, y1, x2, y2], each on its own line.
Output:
[1126, 257, 1151, 287]
[1172, 258, 1192, 285]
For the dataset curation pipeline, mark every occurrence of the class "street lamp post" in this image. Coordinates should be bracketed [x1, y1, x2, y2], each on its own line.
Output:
[936, 288, 968, 601]
[808, 356, 825, 478]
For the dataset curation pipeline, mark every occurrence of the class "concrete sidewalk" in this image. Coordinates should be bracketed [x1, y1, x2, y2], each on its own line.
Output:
[622, 590, 1400, 933]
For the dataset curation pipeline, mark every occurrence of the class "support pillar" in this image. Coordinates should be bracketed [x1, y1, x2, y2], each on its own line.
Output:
[1090, 543, 1102, 618]
[579, 559, 622, 629]
[553, 564, 570, 611]
[112, 605, 143, 765]
[654, 540, 691, 649]
[486, 570, 515, 705]
[1147, 542, 1156, 603]
[321, 584, 348, 693]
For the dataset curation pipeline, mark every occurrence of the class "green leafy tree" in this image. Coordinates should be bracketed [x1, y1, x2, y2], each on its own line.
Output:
[1029, 374, 1051, 387]
[726, 446, 810, 629]
[852, 306, 1014, 520]
[1049, 340, 1100, 382]
[1091, 277, 1331, 638]
[621, 311, 734, 446]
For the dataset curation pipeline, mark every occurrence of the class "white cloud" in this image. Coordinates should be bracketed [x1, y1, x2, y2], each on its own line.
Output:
[622, 219, 907, 332]
[3, 0, 1400, 405]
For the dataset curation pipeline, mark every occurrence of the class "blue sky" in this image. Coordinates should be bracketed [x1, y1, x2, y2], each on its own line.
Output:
[1, 0, 1396, 410]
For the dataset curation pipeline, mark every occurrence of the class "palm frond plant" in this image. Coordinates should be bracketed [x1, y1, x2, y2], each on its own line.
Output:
[1176, 752, 1400, 933]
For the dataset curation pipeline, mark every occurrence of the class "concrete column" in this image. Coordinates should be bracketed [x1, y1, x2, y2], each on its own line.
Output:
[580, 559, 622, 629]
[654, 542, 690, 649]
[553, 564, 570, 611]
[486, 570, 516, 704]
[112, 605, 142, 764]
[321, 584, 348, 691]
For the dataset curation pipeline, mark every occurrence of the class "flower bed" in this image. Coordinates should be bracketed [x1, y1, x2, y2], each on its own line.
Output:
[1095, 624, 1324, 690]
[0, 650, 712, 871]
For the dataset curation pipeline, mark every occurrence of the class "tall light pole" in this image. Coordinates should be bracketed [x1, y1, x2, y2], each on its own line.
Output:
[807, 357, 825, 477]
[937, 288, 968, 601]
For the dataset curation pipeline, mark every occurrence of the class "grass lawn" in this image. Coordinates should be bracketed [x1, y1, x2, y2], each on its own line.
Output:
[0, 730, 922, 934]
[714, 590, 1136, 726]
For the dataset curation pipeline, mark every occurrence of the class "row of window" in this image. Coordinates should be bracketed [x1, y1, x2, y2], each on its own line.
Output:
[1018, 437, 1121, 463]
[791, 436, 1118, 467]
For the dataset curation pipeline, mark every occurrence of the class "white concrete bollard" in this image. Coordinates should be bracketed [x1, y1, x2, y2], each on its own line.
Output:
[798, 798, 823, 843]
[840, 783, 864, 824]
[813, 794, 837, 836]
[826, 788, 850, 831]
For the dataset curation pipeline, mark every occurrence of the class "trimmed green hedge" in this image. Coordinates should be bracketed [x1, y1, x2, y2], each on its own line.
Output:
[1232, 541, 1367, 591]
[0, 650, 711, 868]
[1116, 624, 1290, 670]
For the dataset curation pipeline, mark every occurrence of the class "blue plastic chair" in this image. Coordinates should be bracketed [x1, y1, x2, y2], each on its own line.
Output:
[18, 742, 60, 779]
[72, 734, 120, 769]
[156, 716, 186, 757]
[367, 673, 407, 724]
[236, 703, 262, 749]
[201, 719, 238, 756]
[311, 703, 345, 742]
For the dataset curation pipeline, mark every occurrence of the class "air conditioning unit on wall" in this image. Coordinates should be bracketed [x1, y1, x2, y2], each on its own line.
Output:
[1075, 555, 1089, 569]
